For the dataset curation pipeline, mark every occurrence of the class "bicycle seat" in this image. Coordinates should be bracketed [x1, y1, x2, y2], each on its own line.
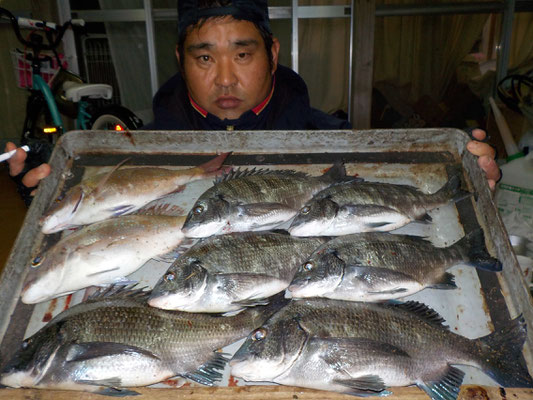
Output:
[62, 81, 113, 102]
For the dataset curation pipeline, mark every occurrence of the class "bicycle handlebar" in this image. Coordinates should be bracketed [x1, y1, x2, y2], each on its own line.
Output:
[0, 7, 84, 51]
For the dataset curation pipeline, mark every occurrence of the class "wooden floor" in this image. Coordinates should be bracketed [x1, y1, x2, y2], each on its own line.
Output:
[0, 167, 27, 275]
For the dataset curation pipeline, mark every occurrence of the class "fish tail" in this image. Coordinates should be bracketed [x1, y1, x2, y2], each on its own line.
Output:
[197, 152, 231, 173]
[249, 292, 291, 326]
[433, 173, 471, 204]
[453, 228, 502, 272]
[476, 314, 533, 387]
[321, 162, 348, 182]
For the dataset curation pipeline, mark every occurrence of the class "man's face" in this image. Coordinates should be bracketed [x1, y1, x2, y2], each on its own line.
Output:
[179, 16, 280, 120]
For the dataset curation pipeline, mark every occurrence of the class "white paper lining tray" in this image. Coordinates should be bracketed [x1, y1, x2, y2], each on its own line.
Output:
[1, 128, 532, 391]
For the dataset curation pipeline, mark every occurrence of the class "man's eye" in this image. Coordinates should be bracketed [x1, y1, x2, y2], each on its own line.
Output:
[237, 52, 250, 60]
[198, 55, 210, 63]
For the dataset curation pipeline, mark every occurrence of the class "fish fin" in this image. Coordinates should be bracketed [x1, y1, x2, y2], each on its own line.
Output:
[87, 283, 150, 302]
[389, 301, 448, 329]
[111, 277, 138, 285]
[135, 203, 186, 217]
[66, 342, 160, 363]
[218, 273, 282, 300]
[236, 202, 295, 218]
[334, 377, 392, 397]
[368, 287, 408, 295]
[76, 377, 140, 397]
[427, 273, 457, 290]
[95, 387, 141, 397]
[91, 158, 131, 196]
[319, 162, 349, 182]
[349, 265, 417, 296]
[183, 352, 230, 386]
[432, 173, 472, 204]
[215, 167, 309, 184]
[476, 314, 533, 387]
[340, 204, 409, 230]
[417, 213, 433, 223]
[231, 297, 271, 307]
[197, 152, 231, 173]
[453, 228, 502, 272]
[419, 365, 464, 400]
[108, 204, 136, 217]
[319, 337, 406, 396]
[155, 238, 196, 262]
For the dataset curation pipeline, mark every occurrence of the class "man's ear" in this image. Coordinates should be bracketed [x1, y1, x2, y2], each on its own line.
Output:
[175, 45, 181, 65]
[271, 37, 280, 74]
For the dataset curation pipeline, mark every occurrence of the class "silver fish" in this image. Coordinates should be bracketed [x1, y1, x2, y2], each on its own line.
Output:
[1, 285, 285, 395]
[149, 231, 326, 313]
[288, 229, 502, 301]
[40, 153, 229, 233]
[181, 163, 350, 238]
[22, 214, 186, 304]
[288, 173, 470, 237]
[231, 299, 532, 398]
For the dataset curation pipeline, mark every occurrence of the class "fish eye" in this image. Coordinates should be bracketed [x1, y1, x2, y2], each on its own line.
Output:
[164, 272, 176, 282]
[303, 261, 314, 271]
[300, 206, 310, 215]
[193, 204, 204, 215]
[252, 328, 267, 341]
[31, 256, 43, 267]
[55, 193, 65, 203]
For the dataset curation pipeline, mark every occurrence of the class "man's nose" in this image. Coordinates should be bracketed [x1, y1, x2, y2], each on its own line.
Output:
[215, 59, 237, 88]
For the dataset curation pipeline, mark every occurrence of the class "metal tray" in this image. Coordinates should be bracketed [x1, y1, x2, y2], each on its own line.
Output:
[1, 128, 532, 395]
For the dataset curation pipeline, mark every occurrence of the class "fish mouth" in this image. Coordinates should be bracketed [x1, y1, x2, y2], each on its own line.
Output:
[287, 281, 317, 298]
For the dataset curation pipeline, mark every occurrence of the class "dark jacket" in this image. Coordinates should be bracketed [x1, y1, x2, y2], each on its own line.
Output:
[143, 64, 351, 130]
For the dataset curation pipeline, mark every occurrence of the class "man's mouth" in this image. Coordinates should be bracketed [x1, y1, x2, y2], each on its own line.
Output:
[215, 96, 242, 109]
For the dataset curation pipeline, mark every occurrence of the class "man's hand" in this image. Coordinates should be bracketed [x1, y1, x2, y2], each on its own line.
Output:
[465, 129, 501, 191]
[5, 142, 51, 195]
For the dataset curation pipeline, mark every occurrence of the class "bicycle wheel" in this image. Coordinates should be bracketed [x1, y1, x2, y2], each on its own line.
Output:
[90, 105, 143, 130]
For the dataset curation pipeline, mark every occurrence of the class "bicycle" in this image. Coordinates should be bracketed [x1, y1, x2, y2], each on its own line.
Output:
[0, 7, 143, 166]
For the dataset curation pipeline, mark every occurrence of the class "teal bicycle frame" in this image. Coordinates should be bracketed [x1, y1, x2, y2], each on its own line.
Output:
[32, 74, 91, 132]
[32, 74, 63, 132]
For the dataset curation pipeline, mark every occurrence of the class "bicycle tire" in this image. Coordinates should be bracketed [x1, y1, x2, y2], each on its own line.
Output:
[90, 105, 143, 130]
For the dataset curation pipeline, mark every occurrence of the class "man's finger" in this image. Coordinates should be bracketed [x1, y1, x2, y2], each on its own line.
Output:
[21, 163, 51, 188]
[478, 155, 501, 182]
[466, 140, 496, 159]
[5, 142, 28, 176]
[470, 128, 487, 142]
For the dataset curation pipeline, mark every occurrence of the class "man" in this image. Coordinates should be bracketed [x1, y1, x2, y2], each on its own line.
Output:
[5, 0, 500, 202]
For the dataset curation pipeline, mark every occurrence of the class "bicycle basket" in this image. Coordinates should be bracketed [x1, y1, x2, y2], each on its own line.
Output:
[10, 49, 67, 89]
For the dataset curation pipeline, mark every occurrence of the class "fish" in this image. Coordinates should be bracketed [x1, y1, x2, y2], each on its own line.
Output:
[230, 298, 533, 399]
[288, 173, 470, 237]
[1, 285, 286, 395]
[40, 152, 230, 233]
[21, 214, 187, 304]
[288, 228, 502, 301]
[149, 231, 327, 313]
[181, 163, 351, 238]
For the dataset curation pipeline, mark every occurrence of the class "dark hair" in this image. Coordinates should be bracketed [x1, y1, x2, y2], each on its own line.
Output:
[177, 0, 275, 73]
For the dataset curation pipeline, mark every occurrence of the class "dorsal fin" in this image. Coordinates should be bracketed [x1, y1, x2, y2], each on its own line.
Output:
[91, 158, 131, 196]
[390, 300, 448, 329]
[214, 167, 309, 185]
[87, 283, 151, 302]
